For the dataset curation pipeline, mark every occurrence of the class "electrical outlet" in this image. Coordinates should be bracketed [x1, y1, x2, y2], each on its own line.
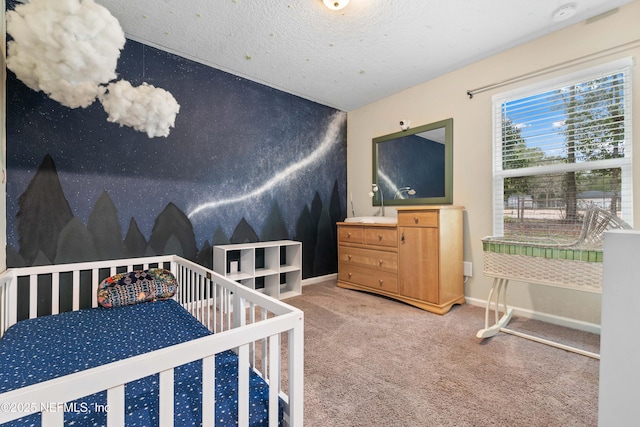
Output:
[463, 261, 473, 277]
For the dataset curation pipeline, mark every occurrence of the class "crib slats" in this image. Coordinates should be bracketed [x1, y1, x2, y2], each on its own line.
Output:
[107, 385, 125, 427]
[195, 273, 201, 320]
[211, 280, 217, 333]
[208, 278, 215, 331]
[202, 355, 215, 427]
[91, 268, 101, 308]
[159, 369, 174, 427]
[261, 308, 269, 381]
[268, 334, 280, 427]
[6, 274, 17, 333]
[51, 274, 60, 315]
[0, 280, 7, 337]
[204, 277, 212, 331]
[226, 288, 232, 331]
[41, 407, 64, 427]
[249, 303, 256, 365]
[72, 270, 80, 312]
[288, 318, 305, 427]
[29, 274, 37, 319]
[238, 343, 250, 427]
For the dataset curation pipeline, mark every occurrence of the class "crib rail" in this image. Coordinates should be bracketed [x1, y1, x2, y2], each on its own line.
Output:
[1, 255, 177, 329]
[0, 255, 304, 427]
[0, 273, 10, 339]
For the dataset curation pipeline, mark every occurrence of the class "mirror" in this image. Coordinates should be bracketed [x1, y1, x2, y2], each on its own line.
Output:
[372, 118, 453, 206]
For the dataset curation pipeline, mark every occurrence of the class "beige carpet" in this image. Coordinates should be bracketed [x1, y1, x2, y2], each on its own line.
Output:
[283, 280, 600, 427]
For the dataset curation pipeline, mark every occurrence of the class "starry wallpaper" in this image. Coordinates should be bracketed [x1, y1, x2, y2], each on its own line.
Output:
[6, 38, 347, 278]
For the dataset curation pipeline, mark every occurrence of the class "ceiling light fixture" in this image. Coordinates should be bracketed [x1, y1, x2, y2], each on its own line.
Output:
[323, 0, 349, 11]
[552, 4, 577, 22]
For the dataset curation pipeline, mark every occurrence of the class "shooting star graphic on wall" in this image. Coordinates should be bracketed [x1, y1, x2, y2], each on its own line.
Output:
[187, 113, 343, 219]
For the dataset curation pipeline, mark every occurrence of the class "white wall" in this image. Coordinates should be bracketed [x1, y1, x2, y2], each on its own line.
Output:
[347, 1, 640, 327]
[598, 230, 640, 425]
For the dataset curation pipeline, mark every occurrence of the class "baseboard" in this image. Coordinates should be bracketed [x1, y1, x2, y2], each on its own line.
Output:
[302, 273, 337, 286]
[465, 296, 601, 335]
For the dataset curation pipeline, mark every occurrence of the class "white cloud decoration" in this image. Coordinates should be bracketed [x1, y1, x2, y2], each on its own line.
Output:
[6, 0, 180, 138]
[6, 0, 124, 109]
[100, 81, 181, 138]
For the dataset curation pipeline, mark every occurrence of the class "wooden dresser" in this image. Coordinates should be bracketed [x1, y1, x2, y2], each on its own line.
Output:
[337, 206, 464, 314]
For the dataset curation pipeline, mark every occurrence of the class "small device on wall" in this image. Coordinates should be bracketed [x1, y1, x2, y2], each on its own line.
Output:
[399, 120, 410, 131]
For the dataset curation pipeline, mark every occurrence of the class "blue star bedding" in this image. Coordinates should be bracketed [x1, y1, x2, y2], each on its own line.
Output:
[0, 299, 281, 426]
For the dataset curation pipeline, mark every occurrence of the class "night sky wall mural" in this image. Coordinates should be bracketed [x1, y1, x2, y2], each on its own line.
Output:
[6, 35, 347, 279]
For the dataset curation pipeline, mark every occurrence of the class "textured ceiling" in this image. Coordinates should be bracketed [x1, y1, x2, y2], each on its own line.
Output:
[94, 0, 632, 111]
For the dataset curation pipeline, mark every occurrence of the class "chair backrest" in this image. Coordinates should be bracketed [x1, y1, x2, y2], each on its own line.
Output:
[575, 206, 632, 248]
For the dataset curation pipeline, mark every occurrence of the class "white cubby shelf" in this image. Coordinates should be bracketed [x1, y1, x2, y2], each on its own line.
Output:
[213, 240, 302, 300]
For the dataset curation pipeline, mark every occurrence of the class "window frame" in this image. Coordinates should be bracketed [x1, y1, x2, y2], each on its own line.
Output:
[491, 58, 634, 237]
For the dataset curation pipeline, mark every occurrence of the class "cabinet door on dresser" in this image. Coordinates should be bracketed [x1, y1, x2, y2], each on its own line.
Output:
[398, 211, 440, 304]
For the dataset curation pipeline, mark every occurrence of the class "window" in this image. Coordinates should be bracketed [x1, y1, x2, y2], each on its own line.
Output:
[492, 59, 633, 243]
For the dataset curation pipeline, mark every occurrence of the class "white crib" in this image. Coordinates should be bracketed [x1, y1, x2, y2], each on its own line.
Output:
[0, 255, 304, 427]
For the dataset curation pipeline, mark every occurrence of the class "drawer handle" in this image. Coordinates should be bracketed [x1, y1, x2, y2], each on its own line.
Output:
[347, 254, 352, 261]
[413, 216, 419, 224]
[347, 232, 352, 238]
[378, 259, 383, 266]
[378, 234, 383, 241]
[348, 272, 352, 278]
[378, 279, 384, 286]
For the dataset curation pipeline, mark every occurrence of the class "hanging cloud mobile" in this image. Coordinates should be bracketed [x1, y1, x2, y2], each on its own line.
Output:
[100, 81, 180, 138]
[6, 0, 180, 138]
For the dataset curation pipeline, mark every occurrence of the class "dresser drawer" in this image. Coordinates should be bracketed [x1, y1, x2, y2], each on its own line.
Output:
[339, 246, 397, 273]
[364, 227, 398, 248]
[338, 225, 364, 244]
[338, 264, 398, 293]
[398, 211, 438, 228]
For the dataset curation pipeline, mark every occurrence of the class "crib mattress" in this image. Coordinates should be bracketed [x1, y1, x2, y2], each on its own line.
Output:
[0, 299, 279, 426]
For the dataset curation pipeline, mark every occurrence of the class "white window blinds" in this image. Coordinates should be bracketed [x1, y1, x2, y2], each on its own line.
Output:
[492, 59, 633, 240]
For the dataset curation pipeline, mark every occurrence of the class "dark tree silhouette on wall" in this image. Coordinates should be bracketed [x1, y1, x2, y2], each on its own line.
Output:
[88, 191, 124, 260]
[212, 227, 230, 246]
[313, 207, 336, 276]
[261, 201, 289, 241]
[8, 154, 345, 280]
[329, 180, 342, 232]
[17, 154, 73, 265]
[295, 205, 316, 279]
[123, 217, 149, 258]
[55, 218, 99, 264]
[196, 240, 213, 269]
[148, 202, 198, 260]
[230, 218, 259, 244]
[328, 179, 343, 272]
